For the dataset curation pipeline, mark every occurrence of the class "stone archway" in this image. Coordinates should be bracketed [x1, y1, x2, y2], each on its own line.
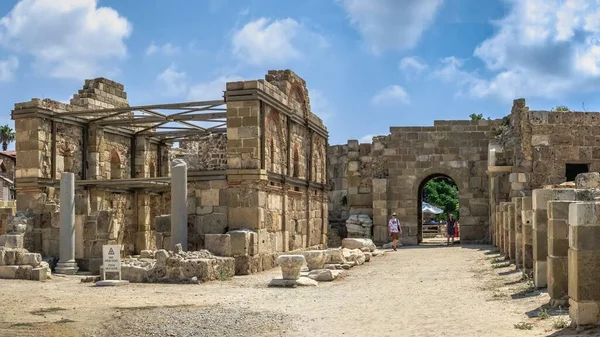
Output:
[417, 173, 459, 244]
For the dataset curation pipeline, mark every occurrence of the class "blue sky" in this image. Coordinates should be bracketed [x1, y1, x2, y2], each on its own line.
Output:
[2, 0, 600, 148]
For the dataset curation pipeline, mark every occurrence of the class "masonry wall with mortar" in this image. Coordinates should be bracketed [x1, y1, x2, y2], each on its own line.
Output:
[329, 120, 497, 245]
[224, 69, 329, 261]
[12, 79, 165, 272]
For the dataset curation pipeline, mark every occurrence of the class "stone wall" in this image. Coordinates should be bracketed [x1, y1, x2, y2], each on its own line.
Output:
[329, 121, 497, 245]
[11, 69, 329, 276]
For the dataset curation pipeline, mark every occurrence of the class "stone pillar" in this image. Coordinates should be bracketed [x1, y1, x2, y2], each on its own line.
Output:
[495, 205, 501, 250]
[501, 203, 510, 256]
[532, 189, 553, 288]
[521, 196, 533, 275]
[513, 197, 523, 270]
[547, 200, 571, 307]
[136, 191, 153, 252]
[55, 172, 79, 275]
[372, 178, 388, 244]
[171, 159, 188, 251]
[87, 125, 105, 180]
[507, 202, 516, 263]
[568, 201, 600, 326]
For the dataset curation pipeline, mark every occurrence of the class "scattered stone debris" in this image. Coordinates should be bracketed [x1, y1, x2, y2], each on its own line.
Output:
[0, 216, 51, 281]
[100, 248, 234, 284]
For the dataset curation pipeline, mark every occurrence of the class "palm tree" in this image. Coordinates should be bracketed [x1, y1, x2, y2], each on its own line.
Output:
[0, 125, 15, 151]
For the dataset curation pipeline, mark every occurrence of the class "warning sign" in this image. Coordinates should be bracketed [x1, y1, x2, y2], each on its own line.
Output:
[102, 245, 121, 273]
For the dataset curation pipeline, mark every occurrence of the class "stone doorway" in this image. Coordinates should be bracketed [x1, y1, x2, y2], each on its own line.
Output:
[417, 173, 459, 244]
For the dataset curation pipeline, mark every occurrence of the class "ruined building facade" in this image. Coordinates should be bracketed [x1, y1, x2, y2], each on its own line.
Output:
[11, 69, 328, 273]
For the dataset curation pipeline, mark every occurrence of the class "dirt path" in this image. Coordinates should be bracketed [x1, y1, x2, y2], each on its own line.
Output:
[0, 243, 593, 337]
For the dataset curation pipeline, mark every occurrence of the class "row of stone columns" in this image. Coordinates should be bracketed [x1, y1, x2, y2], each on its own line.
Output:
[54, 160, 189, 275]
[492, 181, 600, 327]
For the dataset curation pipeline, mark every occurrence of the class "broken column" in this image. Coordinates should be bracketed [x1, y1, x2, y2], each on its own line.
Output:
[55, 172, 79, 275]
[568, 201, 600, 326]
[532, 189, 553, 288]
[171, 159, 188, 251]
[501, 202, 510, 257]
[547, 200, 571, 307]
[521, 196, 533, 276]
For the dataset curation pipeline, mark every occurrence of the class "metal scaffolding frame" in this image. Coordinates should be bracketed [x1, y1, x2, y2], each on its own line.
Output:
[58, 99, 227, 141]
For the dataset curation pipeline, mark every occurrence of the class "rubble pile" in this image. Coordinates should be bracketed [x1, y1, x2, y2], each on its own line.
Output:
[268, 238, 385, 287]
[102, 245, 234, 284]
[0, 214, 51, 281]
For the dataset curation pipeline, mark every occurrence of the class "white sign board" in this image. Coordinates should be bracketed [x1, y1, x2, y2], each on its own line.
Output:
[102, 244, 121, 277]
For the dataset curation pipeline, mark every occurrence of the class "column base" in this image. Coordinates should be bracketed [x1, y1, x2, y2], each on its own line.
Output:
[55, 261, 79, 275]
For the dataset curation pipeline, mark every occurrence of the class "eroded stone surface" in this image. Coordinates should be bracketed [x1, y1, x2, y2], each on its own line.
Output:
[276, 255, 306, 280]
[301, 250, 326, 270]
[342, 238, 376, 252]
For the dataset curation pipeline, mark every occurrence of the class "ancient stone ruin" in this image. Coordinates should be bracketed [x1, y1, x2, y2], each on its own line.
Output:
[7, 69, 328, 282]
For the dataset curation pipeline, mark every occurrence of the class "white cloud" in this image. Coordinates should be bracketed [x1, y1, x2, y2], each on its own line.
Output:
[155, 64, 243, 101]
[156, 64, 189, 97]
[337, 0, 444, 54]
[146, 42, 180, 56]
[0, 56, 19, 82]
[188, 75, 244, 101]
[372, 85, 410, 105]
[0, 0, 131, 80]
[399, 56, 427, 74]
[308, 89, 335, 122]
[437, 0, 600, 100]
[232, 18, 327, 66]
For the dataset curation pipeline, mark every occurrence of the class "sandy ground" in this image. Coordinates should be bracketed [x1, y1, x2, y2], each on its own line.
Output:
[0, 240, 597, 337]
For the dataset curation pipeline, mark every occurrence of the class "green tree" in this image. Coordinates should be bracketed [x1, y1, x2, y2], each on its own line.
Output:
[0, 125, 15, 151]
[422, 177, 459, 221]
[551, 105, 570, 112]
[469, 113, 484, 120]
[469, 113, 491, 121]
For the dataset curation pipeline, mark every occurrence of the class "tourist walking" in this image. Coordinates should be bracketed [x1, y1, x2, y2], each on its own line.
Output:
[447, 214, 456, 246]
[388, 213, 402, 251]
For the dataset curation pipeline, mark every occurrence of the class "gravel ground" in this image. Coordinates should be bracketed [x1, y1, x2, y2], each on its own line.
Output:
[87, 305, 291, 337]
[1, 242, 598, 337]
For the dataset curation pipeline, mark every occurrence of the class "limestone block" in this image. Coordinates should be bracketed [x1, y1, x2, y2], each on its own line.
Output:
[575, 172, 600, 189]
[204, 234, 231, 257]
[234, 255, 262, 275]
[276, 255, 305, 280]
[0, 265, 18, 279]
[569, 299, 600, 326]
[228, 230, 251, 256]
[301, 250, 326, 270]
[20, 252, 41, 267]
[31, 267, 47, 281]
[15, 265, 32, 280]
[155, 215, 171, 233]
[341, 238, 376, 252]
[0, 234, 23, 249]
[307, 269, 344, 282]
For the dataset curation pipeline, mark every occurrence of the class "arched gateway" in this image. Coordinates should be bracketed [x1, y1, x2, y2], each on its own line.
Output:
[328, 120, 499, 245]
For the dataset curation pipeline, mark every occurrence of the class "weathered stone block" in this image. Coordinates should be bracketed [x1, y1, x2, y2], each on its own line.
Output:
[0, 234, 23, 249]
[569, 299, 600, 326]
[204, 234, 231, 257]
[155, 215, 171, 233]
[228, 230, 251, 256]
[575, 172, 600, 189]
[0, 265, 18, 278]
[31, 267, 47, 281]
[234, 254, 261, 275]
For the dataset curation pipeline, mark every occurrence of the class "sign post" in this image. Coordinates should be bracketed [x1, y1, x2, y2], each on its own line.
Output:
[102, 244, 121, 281]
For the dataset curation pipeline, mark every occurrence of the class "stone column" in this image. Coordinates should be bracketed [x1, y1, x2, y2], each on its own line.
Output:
[568, 201, 600, 327]
[532, 189, 553, 288]
[171, 159, 188, 251]
[513, 198, 523, 270]
[495, 205, 501, 250]
[501, 203, 510, 256]
[55, 172, 79, 275]
[547, 200, 571, 307]
[507, 202, 516, 263]
[521, 196, 533, 276]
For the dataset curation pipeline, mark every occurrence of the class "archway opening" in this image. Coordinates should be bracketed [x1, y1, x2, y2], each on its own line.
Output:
[417, 174, 460, 245]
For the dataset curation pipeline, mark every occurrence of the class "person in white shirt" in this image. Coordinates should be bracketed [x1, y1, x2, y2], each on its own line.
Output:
[388, 212, 402, 251]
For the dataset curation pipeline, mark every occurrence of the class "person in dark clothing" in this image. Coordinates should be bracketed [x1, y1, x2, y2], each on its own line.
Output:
[446, 214, 456, 246]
